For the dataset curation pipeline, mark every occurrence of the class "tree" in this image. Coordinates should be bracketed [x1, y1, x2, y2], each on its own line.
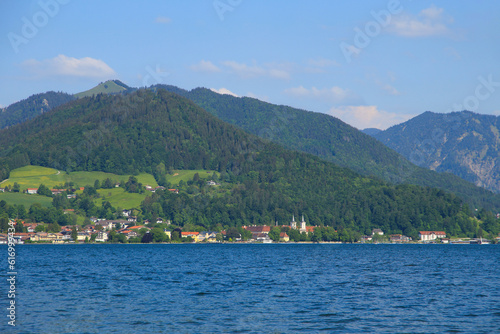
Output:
[151, 228, 167, 243]
[12, 182, 20, 193]
[37, 184, 52, 197]
[71, 226, 78, 241]
[269, 227, 281, 242]
[141, 232, 153, 243]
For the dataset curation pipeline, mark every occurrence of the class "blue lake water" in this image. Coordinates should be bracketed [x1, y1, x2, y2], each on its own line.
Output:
[1, 244, 499, 333]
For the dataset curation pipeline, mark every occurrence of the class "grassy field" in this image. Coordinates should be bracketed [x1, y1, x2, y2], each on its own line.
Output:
[167, 170, 218, 186]
[74, 80, 127, 98]
[1, 166, 216, 209]
[95, 188, 148, 209]
[2, 166, 158, 191]
[0, 192, 53, 207]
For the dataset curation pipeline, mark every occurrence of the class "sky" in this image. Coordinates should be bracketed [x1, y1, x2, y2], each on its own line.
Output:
[1, 0, 500, 130]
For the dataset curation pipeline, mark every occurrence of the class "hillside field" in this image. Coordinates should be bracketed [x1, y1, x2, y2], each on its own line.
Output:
[2, 166, 158, 191]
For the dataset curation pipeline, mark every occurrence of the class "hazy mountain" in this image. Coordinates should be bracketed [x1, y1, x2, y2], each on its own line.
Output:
[374, 111, 500, 193]
[362, 128, 383, 136]
[0, 91, 75, 129]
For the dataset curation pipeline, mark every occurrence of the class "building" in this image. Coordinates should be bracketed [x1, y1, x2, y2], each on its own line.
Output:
[95, 231, 108, 242]
[279, 232, 289, 242]
[372, 229, 384, 236]
[419, 231, 446, 241]
[181, 231, 200, 242]
[389, 234, 411, 242]
[27, 188, 38, 194]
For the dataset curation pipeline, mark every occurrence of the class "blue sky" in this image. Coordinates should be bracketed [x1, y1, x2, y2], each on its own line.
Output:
[1, 0, 499, 129]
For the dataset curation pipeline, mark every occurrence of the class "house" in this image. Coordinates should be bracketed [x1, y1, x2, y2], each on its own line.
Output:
[389, 234, 411, 242]
[76, 232, 91, 242]
[181, 231, 200, 242]
[27, 188, 38, 194]
[127, 216, 137, 223]
[206, 180, 218, 186]
[0, 188, 4, 192]
[280, 232, 289, 242]
[95, 231, 108, 242]
[67, 194, 76, 199]
[63, 209, 75, 214]
[199, 231, 218, 242]
[168, 189, 179, 194]
[164, 230, 171, 239]
[372, 229, 384, 236]
[51, 189, 66, 195]
[145, 185, 154, 192]
[122, 210, 132, 217]
[30, 232, 64, 243]
[419, 231, 446, 241]
[243, 225, 271, 241]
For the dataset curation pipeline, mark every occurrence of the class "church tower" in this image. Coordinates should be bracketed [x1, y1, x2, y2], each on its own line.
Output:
[290, 215, 297, 229]
[300, 215, 306, 232]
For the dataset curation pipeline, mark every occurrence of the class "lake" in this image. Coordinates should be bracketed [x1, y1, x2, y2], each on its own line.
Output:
[1, 244, 499, 333]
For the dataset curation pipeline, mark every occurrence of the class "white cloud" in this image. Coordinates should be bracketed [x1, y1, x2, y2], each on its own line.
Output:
[387, 5, 452, 37]
[284, 85, 357, 104]
[190, 60, 221, 73]
[22, 55, 116, 79]
[327, 105, 414, 130]
[210, 88, 238, 97]
[155, 16, 171, 24]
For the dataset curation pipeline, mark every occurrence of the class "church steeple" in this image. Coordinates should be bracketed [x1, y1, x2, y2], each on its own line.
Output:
[290, 215, 297, 229]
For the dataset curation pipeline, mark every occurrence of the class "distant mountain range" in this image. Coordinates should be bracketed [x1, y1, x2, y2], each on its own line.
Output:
[372, 111, 500, 193]
[1, 82, 499, 210]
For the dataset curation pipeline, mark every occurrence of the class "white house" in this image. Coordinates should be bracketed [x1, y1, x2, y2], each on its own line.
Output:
[95, 231, 108, 242]
[419, 231, 446, 241]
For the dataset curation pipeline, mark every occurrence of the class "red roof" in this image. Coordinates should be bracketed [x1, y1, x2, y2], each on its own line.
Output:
[181, 232, 199, 236]
[129, 225, 145, 230]
[244, 225, 271, 233]
[280, 232, 289, 237]
[419, 231, 446, 235]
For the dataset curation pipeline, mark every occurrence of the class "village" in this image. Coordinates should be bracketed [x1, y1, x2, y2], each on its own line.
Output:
[2, 212, 497, 245]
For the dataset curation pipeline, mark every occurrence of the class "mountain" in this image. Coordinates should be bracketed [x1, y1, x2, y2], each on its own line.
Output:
[153, 85, 500, 211]
[0, 89, 493, 238]
[374, 111, 500, 193]
[0, 91, 75, 129]
[74, 80, 133, 98]
[362, 128, 382, 136]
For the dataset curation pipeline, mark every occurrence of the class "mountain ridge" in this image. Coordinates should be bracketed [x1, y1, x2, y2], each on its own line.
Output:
[374, 110, 500, 193]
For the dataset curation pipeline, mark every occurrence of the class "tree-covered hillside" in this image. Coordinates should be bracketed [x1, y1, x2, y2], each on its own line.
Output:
[0, 91, 75, 129]
[0, 89, 496, 238]
[154, 85, 500, 211]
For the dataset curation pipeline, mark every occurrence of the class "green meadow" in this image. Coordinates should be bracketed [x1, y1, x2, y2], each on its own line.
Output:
[0, 192, 53, 208]
[0, 166, 216, 209]
[167, 170, 218, 186]
[2, 166, 158, 191]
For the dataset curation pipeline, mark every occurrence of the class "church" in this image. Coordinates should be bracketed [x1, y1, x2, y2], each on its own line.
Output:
[290, 215, 314, 234]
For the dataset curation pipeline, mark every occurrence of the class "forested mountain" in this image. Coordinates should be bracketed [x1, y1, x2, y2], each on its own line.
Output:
[373, 111, 500, 193]
[0, 89, 496, 238]
[153, 85, 499, 210]
[0, 91, 75, 129]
